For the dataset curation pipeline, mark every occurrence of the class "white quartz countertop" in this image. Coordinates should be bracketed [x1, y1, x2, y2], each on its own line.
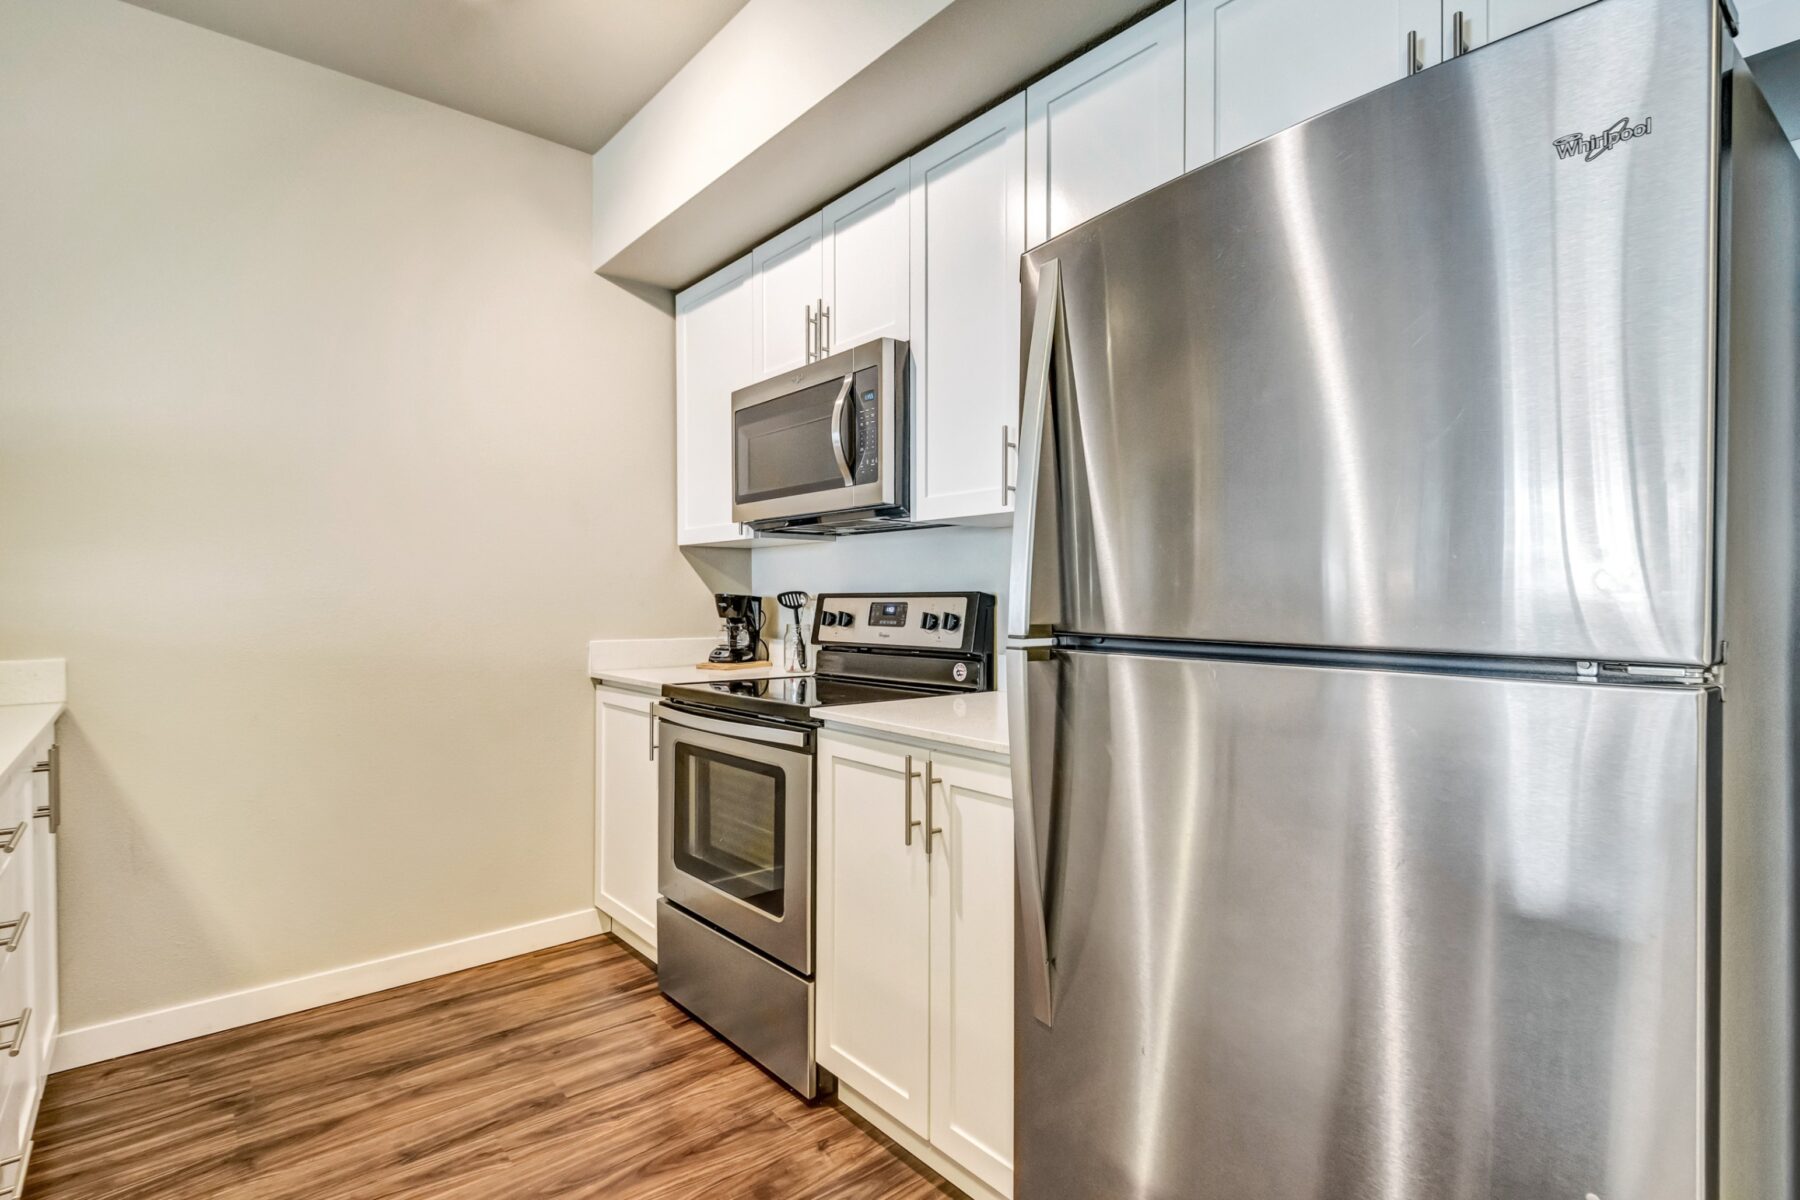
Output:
[0, 704, 61, 782]
[819, 690, 1009, 758]
[592, 662, 804, 694]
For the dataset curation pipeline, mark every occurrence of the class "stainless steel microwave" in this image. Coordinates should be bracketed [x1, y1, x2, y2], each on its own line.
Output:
[731, 337, 908, 534]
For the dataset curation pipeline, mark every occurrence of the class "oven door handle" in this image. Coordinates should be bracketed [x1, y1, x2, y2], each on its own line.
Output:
[653, 703, 813, 749]
[827, 373, 856, 486]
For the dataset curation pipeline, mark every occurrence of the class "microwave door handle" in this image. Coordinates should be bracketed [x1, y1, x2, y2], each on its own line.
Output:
[827, 373, 856, 485]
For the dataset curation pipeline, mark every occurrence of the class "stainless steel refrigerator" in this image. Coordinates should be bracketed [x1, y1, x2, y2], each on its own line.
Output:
[1005, 0, 1800, 1196]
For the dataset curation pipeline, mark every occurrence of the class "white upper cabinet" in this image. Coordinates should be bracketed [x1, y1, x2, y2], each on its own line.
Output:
[1481, 0, 1590, 42]
[752, 213, 825, 378]
[908, 96, 1027, 524]
[675, 255, 754, 548]
[1026, 1, 1186, 246]
[822, 162, 911, 353]
[1189, 0, 1443, 164]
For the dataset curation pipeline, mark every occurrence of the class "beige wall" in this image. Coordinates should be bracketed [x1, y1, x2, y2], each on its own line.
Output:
[0, 0, 713, 1030]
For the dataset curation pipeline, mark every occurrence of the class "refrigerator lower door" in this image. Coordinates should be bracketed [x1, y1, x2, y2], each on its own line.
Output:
[1011, 647, 1707, 1200]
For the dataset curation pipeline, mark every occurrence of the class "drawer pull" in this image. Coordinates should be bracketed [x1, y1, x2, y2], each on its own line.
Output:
[0, 1009, 32, 1057]
[0, 825, 25, 855]
[0, 914, 28, 954]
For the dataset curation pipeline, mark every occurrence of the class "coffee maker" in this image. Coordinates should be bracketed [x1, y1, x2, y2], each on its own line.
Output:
[708, 594, 764, 664]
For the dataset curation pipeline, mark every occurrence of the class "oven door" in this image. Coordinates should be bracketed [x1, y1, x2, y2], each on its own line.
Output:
[656, 704, 814, 975]
[731, 337, 904, 525]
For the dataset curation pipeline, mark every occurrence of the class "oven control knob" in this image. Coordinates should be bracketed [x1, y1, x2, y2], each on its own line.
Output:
[942, 612, 962, 632]
[835, 610, 854, 627]
[820, 611, 838, 627]
[921, 613, 940, 631]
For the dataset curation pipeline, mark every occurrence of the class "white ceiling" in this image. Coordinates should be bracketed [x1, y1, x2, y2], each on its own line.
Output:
[120, 0, 748, 153]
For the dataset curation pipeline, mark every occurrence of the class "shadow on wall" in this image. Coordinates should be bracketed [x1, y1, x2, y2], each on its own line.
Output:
[1748, 39, 1800, 141]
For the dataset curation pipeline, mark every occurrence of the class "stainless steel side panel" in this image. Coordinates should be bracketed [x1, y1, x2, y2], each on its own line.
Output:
[1019, 0, 1718, 665]
[657, 899, 819, 1098]
[1715, 41, 1800, 1200]
[1014, 648, 1706, 1200]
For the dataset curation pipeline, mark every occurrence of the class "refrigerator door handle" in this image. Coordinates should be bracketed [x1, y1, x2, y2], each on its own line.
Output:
[1009, 258, 1061, 642]
[1009, 645, 1057, 1025]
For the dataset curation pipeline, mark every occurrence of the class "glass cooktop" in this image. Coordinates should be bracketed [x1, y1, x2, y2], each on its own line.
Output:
[661, 674, 933, 723]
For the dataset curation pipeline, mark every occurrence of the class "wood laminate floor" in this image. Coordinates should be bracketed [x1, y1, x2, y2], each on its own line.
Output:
[33, 935, 958, 1199]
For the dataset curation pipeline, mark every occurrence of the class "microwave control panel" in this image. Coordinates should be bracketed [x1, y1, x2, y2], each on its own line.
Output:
[813, 592, 978, 651]
[850, 366, 879, 482]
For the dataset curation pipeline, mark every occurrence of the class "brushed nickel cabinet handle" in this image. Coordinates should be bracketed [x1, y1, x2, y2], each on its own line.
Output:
[0, 1009, 32, 1057]
[648, 712, 658, 761]
[31, 746, 58, 832]
[819, 298, 831, 357]
[1000, 424, 1019, 504]
[0, 914, 29, 954]
[0, 824, 26, 855]
[1407, 29, 1425, 75]
[1452, 10, 1473, 56]
[903, 755, 921, 846]
[923, 760, 943, 858]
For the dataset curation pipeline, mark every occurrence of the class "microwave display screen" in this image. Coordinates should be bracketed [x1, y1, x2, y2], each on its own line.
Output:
[869, 602, 908, 627]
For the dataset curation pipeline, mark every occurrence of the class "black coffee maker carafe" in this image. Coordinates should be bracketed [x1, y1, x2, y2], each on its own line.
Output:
[708, 594, 764, 664]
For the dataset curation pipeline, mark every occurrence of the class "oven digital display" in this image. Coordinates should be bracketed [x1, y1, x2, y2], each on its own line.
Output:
[868, 601, 908, 628]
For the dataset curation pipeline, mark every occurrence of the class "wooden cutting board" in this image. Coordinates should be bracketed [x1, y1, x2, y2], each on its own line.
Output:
[694, 659, 770, 671]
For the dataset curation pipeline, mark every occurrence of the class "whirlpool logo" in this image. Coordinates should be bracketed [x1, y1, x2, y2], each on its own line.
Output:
[1554, 116, 1652, 163]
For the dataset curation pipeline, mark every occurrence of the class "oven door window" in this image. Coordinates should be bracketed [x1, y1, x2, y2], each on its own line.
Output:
[671, 742, 786, 918]
[735, 377, 855, 506]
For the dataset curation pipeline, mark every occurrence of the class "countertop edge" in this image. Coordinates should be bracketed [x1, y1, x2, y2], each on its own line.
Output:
[818, 704, 1010, 761]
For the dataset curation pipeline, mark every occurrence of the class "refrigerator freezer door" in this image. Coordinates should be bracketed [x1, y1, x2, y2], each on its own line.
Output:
[1012, 647, 1706, 1200]
[1016, 0, 1718, 665]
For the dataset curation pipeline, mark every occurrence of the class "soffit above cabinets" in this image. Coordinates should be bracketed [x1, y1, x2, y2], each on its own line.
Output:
[591, 0, 1168, 291]
[119, 0, 746, 153]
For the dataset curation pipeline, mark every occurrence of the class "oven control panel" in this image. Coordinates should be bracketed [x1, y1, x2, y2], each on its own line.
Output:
[812, 592, 985, 652]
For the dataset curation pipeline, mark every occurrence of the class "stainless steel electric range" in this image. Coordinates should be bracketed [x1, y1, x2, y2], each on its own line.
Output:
[653, 592, 995, 1097]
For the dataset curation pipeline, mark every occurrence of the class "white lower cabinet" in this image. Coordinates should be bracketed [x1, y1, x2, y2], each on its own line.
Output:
[0, 728, 59, 1195]
[594, 687, 661, 955]
[817, 732, 1014, 1197]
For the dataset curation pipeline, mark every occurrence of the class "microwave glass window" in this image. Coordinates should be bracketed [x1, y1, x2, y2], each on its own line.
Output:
[671, 743, 786, 918]
[735, 378, 856, 505]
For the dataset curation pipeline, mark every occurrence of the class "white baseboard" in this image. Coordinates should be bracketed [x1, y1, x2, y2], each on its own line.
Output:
[52, 907, 604, 1073]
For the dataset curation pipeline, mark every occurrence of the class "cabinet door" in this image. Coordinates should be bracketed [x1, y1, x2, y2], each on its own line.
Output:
[1190, 0, 1443, 163]
[823, 163, 910, 353]
[909, 97, 1027, 523]
[595, 688, 660, 953]
[1026, 2, 1186, 246]
[816, 734, 931, 1134]
[675, 256, 754, 548]
[752, 213, 825, 377]
[926, 752, 1015, 1197]
[1484, 0, 1587, 40]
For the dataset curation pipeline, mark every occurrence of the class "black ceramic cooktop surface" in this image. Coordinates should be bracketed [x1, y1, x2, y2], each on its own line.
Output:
[661, 674, 931, 723]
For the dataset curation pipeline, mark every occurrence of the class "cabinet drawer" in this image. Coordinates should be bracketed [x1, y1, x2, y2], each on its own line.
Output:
[0, 931, 37, 1177]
